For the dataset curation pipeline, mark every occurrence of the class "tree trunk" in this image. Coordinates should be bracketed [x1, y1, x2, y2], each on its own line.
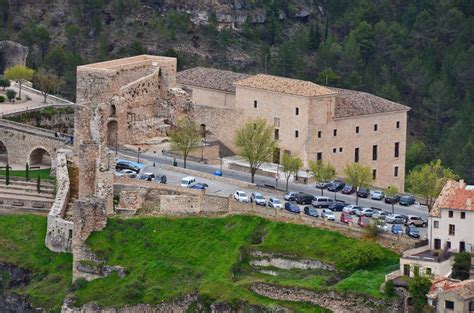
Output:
[43, 92, 47, 103]
[250, 167, 256, 183]
[285, 178, 289, 192]
[183, 155, 187, 168]
[391, 203, 394, 214]
[355, 193, 359, 205]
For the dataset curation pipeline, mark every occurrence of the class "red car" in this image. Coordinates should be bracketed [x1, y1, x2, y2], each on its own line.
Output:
[358, 216, 370, 227]
[340, 212, 353, 224]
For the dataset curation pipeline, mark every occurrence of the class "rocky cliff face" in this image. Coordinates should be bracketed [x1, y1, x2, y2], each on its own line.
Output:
[0, 263, 37, 313]
[0, 41, 28, 74]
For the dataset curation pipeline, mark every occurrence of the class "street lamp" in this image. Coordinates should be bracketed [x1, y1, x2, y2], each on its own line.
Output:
[137, 147, 141, 163]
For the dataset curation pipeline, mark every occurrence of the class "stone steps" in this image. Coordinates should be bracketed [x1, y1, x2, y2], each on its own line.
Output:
[0, 179, 55, 189]
[0, 183, 54, 193]
[0, 204, 49, 215]
[0, 187, 54, 199]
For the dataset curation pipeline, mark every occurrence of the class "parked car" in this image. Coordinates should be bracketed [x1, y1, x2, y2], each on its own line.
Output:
[295, 193, 314, 205]
[233, 191, 249, 203]
[342, 184, 356, 194]
[340, 212, 353, 223]
[304, 206, 319, 218]
[320, 209, 335, 221]
[268, 198, 283, 209]
[329, 202, 346, 212]
[358, 208, 375, 217]
[327, 180, 345, 192]
[190, 182, 208, 189]
[250, 192, 266, 206]
[372, 211, 390, 220]
[356, 187, 370, 198]
[371, 190, 385, 200]
[284, 202, 301, 214]
[180, 176, 197, 188]
[391, 224, 403, 235]
[385, 214, 406, 224]
[405, 215, 427, 227]
[137, 172, 155, 181]
[343, 205, 362, 215]
[316, 181, 332, 189]
[376, 223, 389, 232]
[400, 196, 416, 206]
[284, 192, 299, 201]
[311, 196, 334, 208]
[405, 225, 420, 238]
[115, 160, 142, 173]
[385, 194, 401, 204]
[358, 216, 370, 227]
[114, 169, 137, 178]
[153, 174, 167, 184]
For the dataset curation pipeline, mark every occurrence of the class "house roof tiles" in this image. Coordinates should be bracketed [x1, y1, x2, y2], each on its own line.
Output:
[176, 67, 250, 93]
[431, 180, 474, 217]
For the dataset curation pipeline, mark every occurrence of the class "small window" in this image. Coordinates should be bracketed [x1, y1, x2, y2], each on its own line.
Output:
[274, 117, 280, 127]
[445, 301, 454, 310]
[447, 241, 452, 249]
[295, 107, 299, 115]
[333, 129, 337, 136]
[394, 166, 399, 177]
[356, 126, 359, 134]
[254, 100, 257, 108]
[354, 148, 359, 163]
[372, 145, 378, 161]
[333, 148, 337, 153]
[317, 131, 321, 138]
[374, 124, 378, 131]
[449, 210, 453, 218]
[396, 121, 400, 129]
[316, 152, 322, 161]
[339, 147, 343, 152]
[68, 229, 73, 239]
[274, 129, 279, 140]
[395, 142, 400, 158]
[469, 300, 474, 311]
[449, 224, 455, 236]
[372, 169, 377, 180]
[461, 212, 466, 219]
[425, 267, 432, 275]
[434, 221, 439, 228]
[295, 130, 299, 138]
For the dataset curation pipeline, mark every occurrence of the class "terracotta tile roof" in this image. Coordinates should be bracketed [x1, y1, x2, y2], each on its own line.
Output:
[330, 87, 410, 118]
[431, 180, 474, 217]
[452, 280, 474, 299]
[234, 74, 336, 97]
[427, 278, 462, 299]
[176, 67, 250, 93]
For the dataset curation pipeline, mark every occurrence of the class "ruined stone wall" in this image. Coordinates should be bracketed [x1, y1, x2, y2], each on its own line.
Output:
[78, 143, 98, 198]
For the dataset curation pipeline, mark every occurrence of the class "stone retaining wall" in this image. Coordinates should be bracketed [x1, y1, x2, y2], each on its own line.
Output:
[45, 149, 74, 253]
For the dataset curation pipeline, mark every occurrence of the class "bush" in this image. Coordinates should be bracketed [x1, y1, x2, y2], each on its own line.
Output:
[452, 252, 471, 280]
[384, 280, 396, 298]
[408, 272, 431, 312]
[0, 95, 5, 102]
[5, 89, 16, 100]
[0, 76, 10, 90]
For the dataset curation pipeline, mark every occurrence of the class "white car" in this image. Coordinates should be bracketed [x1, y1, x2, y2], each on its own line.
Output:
[343, 205, 362, 214]
[268, 198, 283, 209]
[376, 223, 389, 232]
[371, 190, 385, 200]
[321, 209, 335, 221]
[114, 169, 137, 178]
[357, 208, 375, 217]
[233, 191, 249, 203]
[373, 211, 390, 220]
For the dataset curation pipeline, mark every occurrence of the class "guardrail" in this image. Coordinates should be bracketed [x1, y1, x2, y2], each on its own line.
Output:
[0, 103, 73, 117]
[15, 82, 74, 105]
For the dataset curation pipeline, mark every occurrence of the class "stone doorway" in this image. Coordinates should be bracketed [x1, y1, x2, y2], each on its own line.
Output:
[106, 120, 118, 148]
[29, 148, 51, 168]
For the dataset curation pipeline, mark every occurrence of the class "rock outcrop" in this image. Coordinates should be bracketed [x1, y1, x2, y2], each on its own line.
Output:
[0, 263, 37, 313]
[0, 41, 28, 73]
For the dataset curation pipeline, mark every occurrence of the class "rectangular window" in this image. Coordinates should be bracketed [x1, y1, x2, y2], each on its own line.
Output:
[394, 166, 399, 177]
[274, 129, 279, 140]
[333, 148, 337, 153]
[434, 221, 439, 229]
[254, 100, 257, 108]
[339, 147, 343, 152]
[333, 129, 337, 136]
[295, 107, 299, 115]
[461, 212, 466, 219]
[469, 300, 474, 311]
[372, 169, 377, 180]
[445, 300, 454, 310]
[354, 148, 359, 163]
[356, 126, 360, 133]
[395, 142, 400, 158]
[449, 224, 455, 236]
[447, 241, 452, 249]
[317, 131, 322, 138]
[449, 210, 453, 218]
[396, 121, 400, 129]
[372, 145, 378, 161]
[316, 152, 322, 161]
[295, 130, 299, 138]
[425, 267, 432, 275]
[274, 117, 280, 127]
[374, 124, 378, 131]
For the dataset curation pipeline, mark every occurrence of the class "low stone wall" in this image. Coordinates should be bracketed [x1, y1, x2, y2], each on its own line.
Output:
[45, 149, 74, 253]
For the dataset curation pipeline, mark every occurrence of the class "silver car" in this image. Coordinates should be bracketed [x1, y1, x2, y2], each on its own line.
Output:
[385, 214, 405, 224]
[373, 211, 390, 220]
[321, 209, 335, 221]
[268, 198, 283, 209]
[250, 192, 266, 206]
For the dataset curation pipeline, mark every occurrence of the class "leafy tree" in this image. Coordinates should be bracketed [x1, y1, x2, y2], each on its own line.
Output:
[385, 185, 399, 214]
[380, 83, 400, 102]
[343, 163, 373, 204]
[34, 26, 51, 60]
[5, 89, 16, 101]
[317, 68, 340, 86]
[408, 271, 431, 312]
[235, 118, 277, 184]
[65, 24, 81, 50]
[168, 117, 201, 169]
[0, 0, 9, 27]
[280, 154, 303, 192]
[384, 280, 396, 298]
[406, 141, 430, 173]
[309, 160, 336, 196]
[0, 75, 10, 90]
[452, 252, 471, 281]
[407, 160, 456, 212]
[4, 65, 34, 99]
[308, 22, 322, 50]
[33, 68, 60, 103]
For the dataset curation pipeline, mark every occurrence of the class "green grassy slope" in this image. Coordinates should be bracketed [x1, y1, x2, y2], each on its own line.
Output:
[0, 168, 55, 180]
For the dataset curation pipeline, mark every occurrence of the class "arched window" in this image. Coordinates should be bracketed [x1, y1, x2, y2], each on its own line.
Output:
[110, 104, 116, 117]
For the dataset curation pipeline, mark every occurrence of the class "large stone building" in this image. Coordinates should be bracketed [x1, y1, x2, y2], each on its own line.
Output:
[178, 67, 410, 191]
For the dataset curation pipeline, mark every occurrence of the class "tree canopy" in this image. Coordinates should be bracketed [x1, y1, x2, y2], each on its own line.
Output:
[168, 117, 201, 169]
[4, 65, 34, 99]
[280, 154, 303, 192]
[343, 163, 373, 204]
[309, 160, 336, 196]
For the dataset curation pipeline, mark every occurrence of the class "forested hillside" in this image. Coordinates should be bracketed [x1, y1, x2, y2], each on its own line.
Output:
[0, 0, 472, 181]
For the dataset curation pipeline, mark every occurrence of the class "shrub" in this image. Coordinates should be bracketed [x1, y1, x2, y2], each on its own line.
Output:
[338, 241, 384, 271]
[408, 271, 431, 312]
[0, 76, 10, 90]
[0, 95, 5, 102]
[452, 252, 471, 280]
[384, 280, 396, 298]
[5, 89, 16, 100]
[70, 278, 88, 291]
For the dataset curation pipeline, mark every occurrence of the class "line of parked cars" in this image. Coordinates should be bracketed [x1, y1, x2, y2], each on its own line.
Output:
[114, 160, 167, 184]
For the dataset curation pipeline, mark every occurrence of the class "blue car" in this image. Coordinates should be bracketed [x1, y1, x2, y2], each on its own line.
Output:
[391, 224, 403, 235]
[190, 183, 208, 190]
[284, 202, 301, 214]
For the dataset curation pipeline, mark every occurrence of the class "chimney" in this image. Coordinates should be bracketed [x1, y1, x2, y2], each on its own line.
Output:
[467, 198, 472, 207]
[459, 179, 465, 189]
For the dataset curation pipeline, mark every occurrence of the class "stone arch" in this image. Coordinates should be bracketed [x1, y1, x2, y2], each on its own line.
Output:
[106, 120, 118, 148]
[0, 140, 8, 165]
[110, 104, 116, 117]
[29, 147, 52, 168]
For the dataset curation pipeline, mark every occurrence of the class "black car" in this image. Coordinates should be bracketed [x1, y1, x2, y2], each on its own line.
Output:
[303, 206, 319, 217]
[400, 196, 416, 206]
[153, 174, 167, 184]
[385, 195, 401, 204]
[405, 225, 420, 238]
[115, 160, 140, 173]
[341, 184, 356, 194]
[137, 173, 155, 181]
[328, 202, 346, 212]
[284, 202, 301, 214]
[295, 193, 314, 205]
[327, 180, 345, 192]
[357, 187, 370, 198]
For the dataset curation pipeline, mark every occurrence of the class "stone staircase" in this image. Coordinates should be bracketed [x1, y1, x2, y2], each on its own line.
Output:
[0, 179, 55, 214]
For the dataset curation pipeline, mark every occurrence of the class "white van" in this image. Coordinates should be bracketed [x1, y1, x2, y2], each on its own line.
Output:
[180, 176, 197, 188]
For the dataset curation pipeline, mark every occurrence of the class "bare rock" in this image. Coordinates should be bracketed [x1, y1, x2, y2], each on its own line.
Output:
[0, 41, 29, 74]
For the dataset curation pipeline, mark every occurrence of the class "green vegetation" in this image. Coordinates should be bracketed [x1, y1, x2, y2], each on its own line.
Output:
[0, 168, 54, 181]
[280, 154, 303, 192]
[168, 117, 201, 169]
[0, 215, 72, 311]
[408, 270, 432, 312]
[452, 252, 472, 281]
[309, 160, 336, 196]
[4, 65, 34, 99]
[343, 163, 373, 205]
